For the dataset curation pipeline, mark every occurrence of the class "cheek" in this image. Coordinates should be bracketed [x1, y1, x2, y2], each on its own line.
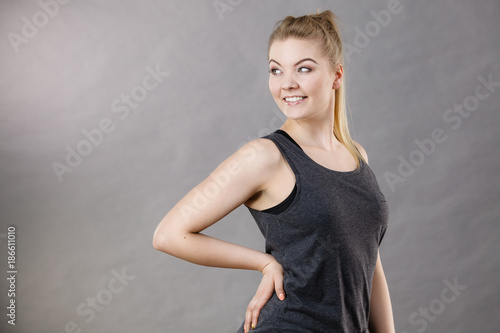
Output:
[269, 79, 281, 98]
[307, 77, 332, 98]
[303, 76, 323, 92]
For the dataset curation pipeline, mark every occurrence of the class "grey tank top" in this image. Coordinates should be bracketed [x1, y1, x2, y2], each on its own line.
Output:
[236, 129, 389, 333]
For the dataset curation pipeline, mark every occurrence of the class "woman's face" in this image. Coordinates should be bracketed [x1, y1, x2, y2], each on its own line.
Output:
[268, 38, 341, 121]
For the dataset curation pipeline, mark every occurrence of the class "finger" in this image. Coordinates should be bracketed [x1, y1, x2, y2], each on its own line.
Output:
[249, 289, 274, 329]
[274, 273, 286, 300]
[246, 296, 265, 331]
[245, 299, 257, 332]
[244, 311, 251, 332]
[249, 304, 262, 330]
[244, 272, 278, 331]
[251, 310, 260, 330]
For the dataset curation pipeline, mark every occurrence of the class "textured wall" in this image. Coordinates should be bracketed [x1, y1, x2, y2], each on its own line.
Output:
[0, 0, 499, 332]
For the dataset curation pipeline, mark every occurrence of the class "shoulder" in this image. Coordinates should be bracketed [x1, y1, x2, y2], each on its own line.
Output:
[352, 140, 369, 165]
[217, 137, 282, 188]
[235, 137, 282, 171]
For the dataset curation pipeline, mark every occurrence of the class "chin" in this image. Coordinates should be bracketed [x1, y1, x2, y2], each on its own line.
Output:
[279, 107, 309, 119]
[282, 112, 308, 121]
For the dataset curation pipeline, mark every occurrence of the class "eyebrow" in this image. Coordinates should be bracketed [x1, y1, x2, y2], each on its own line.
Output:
[268, 58, 319, 66]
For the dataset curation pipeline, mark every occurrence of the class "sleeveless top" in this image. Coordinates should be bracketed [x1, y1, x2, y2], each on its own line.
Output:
[236, 129, 389, 333]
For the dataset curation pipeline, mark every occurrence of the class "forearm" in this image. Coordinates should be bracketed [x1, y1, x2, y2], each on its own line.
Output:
[368, 255, 395, 333]
[154, 228, 274, 273]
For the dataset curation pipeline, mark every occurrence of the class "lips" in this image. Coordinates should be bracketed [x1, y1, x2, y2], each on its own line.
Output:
[283, 96, 307, 105]
[284, 96, 306, 102]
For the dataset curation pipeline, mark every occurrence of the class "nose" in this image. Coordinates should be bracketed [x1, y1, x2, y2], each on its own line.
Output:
[282, 73, 298, 90]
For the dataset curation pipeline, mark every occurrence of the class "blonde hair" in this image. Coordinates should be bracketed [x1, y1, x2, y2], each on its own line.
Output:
[268, 9, 366, 170]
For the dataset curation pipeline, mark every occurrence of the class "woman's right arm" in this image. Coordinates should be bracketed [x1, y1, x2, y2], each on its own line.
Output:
[153, 138, 277, 269]
[152, 140, 286, 332]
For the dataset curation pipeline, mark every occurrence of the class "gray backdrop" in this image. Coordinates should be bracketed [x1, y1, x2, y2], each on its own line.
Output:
[0, 0, 499, 332]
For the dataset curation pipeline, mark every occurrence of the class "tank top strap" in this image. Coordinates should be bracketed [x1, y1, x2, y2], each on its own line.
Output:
[261, 129, 308, 178]
[262, 129, 366, 175]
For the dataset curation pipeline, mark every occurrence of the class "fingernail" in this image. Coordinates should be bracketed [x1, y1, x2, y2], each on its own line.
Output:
[251, 323, 255, 329]
[279, 293, 284, 300]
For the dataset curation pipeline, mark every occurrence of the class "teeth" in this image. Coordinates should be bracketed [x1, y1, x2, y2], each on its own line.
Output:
[285, 96, 305, 102]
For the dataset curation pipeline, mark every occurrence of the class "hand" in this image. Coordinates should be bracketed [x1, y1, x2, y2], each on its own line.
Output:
[244, 259, 286, 332]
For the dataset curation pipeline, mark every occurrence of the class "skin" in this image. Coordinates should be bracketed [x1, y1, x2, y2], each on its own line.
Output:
[153, 37, 394, 332]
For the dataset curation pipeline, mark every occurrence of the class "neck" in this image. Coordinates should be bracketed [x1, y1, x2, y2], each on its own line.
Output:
[280, 106, 340, 152]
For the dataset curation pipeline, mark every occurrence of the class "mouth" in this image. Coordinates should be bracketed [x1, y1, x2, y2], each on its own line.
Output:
[283, 96, 307, 105]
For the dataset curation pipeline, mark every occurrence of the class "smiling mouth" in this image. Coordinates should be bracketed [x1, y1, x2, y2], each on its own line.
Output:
[283, 96, 307, 105]
[284, 96, 307, 102]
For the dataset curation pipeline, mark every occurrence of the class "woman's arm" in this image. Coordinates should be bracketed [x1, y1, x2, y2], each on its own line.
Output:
[368, 250, 395, 333]
[354, 142, 395, 332]
[153, 138, 279, 270]
[153, 138, 287, 332]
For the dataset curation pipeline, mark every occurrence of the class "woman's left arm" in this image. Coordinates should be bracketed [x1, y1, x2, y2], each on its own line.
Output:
[352, 141, 395, 332]
[368, 249, 395, 333]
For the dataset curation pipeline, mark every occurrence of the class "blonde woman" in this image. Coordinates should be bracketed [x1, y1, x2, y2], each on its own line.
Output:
[153, 9, 395, 333]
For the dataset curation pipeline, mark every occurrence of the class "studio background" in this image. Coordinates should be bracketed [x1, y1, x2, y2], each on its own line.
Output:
[0, 0, 498, 332]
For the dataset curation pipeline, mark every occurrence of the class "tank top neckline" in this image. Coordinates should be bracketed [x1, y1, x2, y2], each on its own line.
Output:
[274, 129, 364, 175]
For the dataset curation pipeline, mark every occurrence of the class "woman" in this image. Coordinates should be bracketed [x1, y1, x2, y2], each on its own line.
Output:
[153, 9, 395, 333]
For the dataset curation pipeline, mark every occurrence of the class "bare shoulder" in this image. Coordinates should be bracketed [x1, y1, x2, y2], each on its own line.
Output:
[153, 137, 284, 238]
[212, 137, 282, 192]
[352, 140, 369, 165]
[233, 138, 282, 174]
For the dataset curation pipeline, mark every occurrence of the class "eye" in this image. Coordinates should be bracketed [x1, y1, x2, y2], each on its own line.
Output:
[269, 68, 282, 75]
[298, 67, 311, 72]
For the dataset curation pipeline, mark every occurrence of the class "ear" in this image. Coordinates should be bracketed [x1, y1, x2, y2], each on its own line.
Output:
[332, 63, 343, 90]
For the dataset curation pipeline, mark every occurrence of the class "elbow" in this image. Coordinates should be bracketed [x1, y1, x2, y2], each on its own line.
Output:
[152, 230, 163, 252]
[152, 225, 172, 253]
[152, 223, 187, 255]
[153, 217, 192, 255]
[152, 235, 162, 252]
